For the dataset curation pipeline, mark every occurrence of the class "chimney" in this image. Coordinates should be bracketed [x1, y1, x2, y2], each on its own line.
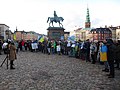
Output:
[105, 25, 107, 28]
[118, 26, 120, 29]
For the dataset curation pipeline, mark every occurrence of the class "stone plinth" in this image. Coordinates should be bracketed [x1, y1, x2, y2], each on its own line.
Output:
[47, 27, 65, 40]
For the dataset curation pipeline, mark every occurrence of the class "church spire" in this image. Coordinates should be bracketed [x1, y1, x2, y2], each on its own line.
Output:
[16, 26, 18, 31]
[85, 6, 91, 28]
[86, 7, 90, 22]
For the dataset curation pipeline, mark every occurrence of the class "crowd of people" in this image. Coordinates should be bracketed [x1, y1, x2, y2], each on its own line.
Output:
[0, 39, 120, 78]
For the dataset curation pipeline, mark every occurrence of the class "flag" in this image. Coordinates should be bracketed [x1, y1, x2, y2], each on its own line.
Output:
[39, 37, 44, 42]
[68, 35, 75, 41]
[38, 35, 43, 41]
[13, 34, 16, 40]
[39, 36, 44, 42]
[38, 35, 42, 40]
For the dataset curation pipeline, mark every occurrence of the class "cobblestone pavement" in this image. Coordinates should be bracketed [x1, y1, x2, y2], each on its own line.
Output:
[0, 51, 120, 90]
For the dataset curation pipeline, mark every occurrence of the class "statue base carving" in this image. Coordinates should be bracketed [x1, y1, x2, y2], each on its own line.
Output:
[47, 27, 65, 40]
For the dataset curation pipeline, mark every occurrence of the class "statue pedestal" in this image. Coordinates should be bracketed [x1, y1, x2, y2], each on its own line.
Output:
[47, 27, 65, 40]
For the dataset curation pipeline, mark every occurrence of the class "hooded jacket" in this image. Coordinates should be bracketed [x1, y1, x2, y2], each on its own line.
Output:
[106, 39, 116, 62]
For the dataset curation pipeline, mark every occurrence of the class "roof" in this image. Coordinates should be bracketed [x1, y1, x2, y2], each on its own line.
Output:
[83, 28, 92, 30]
[64, 32, 70, 34]
[5, 30, 13, 33]
[0, 24, 10, 28]
[91, 28, 112, 33]
[109, 27, 117, 30]
[15, 31, 25, 33]
[74, 28, 82, 32]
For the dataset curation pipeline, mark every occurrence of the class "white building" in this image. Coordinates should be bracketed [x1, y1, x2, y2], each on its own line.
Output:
[0, 24, 10, 40]
[116, 26, 120, 41]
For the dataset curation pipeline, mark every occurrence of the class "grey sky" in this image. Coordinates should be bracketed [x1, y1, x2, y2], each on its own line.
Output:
[0, 0, 120, 34]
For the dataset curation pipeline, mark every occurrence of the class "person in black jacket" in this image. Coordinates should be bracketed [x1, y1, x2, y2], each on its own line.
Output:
[115, 40, 120, 69]
[47, 41, 51, 55]
[84, 39, 90, 62]
[0, 40, 2, 55]
[106, 39, 116, 78]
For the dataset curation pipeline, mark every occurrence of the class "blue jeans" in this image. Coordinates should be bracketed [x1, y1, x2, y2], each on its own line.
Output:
[104, 61, 109, 69]
[51, 48, 55, 54]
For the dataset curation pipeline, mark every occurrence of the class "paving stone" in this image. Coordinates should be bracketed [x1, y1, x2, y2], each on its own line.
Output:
[0, 51, 120, 90]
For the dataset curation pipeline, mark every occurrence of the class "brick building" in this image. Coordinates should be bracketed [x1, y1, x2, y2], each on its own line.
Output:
[90, 28, 112, 41]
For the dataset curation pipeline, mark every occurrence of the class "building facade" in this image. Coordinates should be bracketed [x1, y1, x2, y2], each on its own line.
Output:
[23, 31, 38, 41]
[14, 30, 42, 41]
[70, 28, 82, 41]
[116, 26, 120, 41]
[15, 31, 24, 41]
[5, 30, 13, 40]
[64, 32, 70, 41]
[90, 28, 112, 41]
[0, 24, 10, 40]
[109, 26, 117, 41]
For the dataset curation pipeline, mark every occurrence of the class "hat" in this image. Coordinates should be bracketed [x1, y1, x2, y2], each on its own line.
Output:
[106, 39, 113, 44]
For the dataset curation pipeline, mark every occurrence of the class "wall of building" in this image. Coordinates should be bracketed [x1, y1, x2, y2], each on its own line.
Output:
[109, 27, 116, 41]
[0, 24, 9, 40]
[16, 32, 22, 41]
[15, 31, 41, 41]
[116, 29, 120, 40]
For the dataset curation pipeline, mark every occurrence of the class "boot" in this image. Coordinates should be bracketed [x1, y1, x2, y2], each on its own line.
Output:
[102, 68, 109, 72]
[10, 61, 15, 69]
[115, 63, 119, 69]
[108, 75, 114, 78]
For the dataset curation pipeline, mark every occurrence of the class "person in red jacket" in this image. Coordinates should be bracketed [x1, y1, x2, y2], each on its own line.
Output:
[21, 40, 25, 51]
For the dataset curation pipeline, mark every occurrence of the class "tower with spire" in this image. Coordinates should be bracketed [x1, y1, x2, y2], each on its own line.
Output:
[85, 6, 91, 28]
[16, 26, 18, 31]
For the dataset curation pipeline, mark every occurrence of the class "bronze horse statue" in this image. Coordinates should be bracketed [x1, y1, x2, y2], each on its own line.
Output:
[47, 17, 64, 27]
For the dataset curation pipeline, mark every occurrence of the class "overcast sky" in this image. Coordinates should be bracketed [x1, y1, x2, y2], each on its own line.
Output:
[0, 0, 120, 34]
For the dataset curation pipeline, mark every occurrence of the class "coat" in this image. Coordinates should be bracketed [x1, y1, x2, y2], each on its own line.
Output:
[107, 43, 116, 62]
[0, 41, 2, 50]
[56, 45, 61, 52]
[9, 45, 17, 61]
[116, 44, 120, 62]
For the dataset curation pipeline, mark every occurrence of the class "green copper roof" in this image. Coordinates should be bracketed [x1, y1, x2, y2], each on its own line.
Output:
[86, 7, 90, 23]
[83, 27, 92, 30]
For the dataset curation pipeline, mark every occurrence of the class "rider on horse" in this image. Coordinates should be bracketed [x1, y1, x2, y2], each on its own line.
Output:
[54, 11, 58, 23]
[47, 11, 64, 27]
[54, 11, 58, 17]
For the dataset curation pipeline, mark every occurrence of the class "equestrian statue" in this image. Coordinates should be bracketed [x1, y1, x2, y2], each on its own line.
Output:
[47, 11, 64, 27]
